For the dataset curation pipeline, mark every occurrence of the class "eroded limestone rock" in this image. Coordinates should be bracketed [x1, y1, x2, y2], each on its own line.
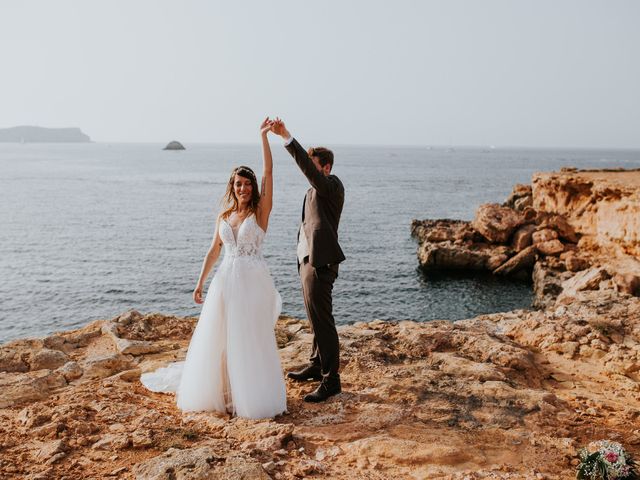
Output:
[473, 203, 525, 243]
[132, 445, 218, 479]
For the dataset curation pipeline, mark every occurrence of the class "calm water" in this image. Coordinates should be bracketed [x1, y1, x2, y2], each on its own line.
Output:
[1, 143, 639, 342]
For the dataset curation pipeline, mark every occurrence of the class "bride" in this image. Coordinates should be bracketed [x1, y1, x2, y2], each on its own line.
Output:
[141, 118, 287, 419]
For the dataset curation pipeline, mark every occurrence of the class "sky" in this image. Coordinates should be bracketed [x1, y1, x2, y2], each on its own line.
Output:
[1, 0, 639, 147]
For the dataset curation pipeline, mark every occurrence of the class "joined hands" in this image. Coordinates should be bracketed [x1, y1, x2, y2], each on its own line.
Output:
[270, 117, 290, 139]
[260, 116, 291, 139]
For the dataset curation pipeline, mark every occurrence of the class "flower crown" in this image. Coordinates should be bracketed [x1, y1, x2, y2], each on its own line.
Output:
[233, 166, 256, 181]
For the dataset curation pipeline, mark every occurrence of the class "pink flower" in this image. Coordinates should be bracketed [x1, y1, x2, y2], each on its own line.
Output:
[605, 451, 619, 463]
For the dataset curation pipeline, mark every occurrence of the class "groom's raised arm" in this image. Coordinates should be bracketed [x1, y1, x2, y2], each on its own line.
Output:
[285, 138, 337, 196]
[271, 119, 338, 196]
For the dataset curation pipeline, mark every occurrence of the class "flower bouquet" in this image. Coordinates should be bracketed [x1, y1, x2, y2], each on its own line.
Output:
[577, 440, 638, 480]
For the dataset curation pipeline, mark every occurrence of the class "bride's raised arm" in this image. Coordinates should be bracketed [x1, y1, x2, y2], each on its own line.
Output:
[257, 117, 273, 231]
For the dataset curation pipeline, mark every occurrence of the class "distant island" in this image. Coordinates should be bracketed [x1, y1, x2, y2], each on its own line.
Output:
[163, 140, 185, 150]
[0, 126, 91, 143]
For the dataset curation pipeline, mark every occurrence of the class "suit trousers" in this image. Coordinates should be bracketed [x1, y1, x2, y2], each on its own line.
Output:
[299, 259, 340, 380]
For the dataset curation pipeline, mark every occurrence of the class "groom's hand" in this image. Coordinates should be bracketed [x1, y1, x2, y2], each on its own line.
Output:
[270, 118, 290, 139]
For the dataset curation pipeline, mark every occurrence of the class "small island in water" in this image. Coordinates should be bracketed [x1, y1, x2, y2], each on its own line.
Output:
[163, 140, 186, 150]
[0, 126, 91, 143]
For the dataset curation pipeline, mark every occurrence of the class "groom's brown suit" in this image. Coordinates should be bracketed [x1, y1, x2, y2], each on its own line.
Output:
[286, 139, 345, 381]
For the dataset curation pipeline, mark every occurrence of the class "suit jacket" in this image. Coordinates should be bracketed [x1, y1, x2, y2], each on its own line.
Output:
[286, 138, 345, 268]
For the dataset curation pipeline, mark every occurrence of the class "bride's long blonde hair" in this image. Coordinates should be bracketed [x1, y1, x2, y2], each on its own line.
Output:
[220, 166, 261, 219]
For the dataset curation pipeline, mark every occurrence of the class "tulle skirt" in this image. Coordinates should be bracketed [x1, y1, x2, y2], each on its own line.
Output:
[141, 256, 287, 419]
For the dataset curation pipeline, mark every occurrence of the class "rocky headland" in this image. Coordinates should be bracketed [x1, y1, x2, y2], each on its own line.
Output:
[1, 168, 639, 479]
[412, 168, 640, 306]
[0, 126, 91, 143]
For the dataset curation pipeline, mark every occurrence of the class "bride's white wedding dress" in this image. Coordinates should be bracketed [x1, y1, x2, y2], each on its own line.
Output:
[141, 214, 287, 419]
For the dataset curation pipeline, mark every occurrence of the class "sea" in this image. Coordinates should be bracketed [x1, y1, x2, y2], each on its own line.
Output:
[1, 143, 639, 343]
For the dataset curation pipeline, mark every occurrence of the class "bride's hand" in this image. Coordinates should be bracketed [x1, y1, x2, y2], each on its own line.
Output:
[260, 117, 272, 137]
[193, 285, 204, 304]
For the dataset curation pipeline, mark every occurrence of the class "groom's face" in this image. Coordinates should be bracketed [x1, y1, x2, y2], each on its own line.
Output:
[311, 156, 331, 176]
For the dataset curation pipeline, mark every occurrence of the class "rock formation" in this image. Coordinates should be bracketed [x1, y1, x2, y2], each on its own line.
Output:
[163, 141, 186, 150]
[412, 169, 640, 302]
[411, 203, 570, 281]
[533, 168, 640, 258]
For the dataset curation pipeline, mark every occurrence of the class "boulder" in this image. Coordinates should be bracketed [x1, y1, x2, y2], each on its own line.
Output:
[504, 183, 533, 212]
[613, 273, 640, 296]
[102, 322, 163, 356]
[42, 335, 66, 352]
[410, 219, 477, 243]
[17, 405, 52, 428]
[29, 349, 69, 371]
[417, 242, 497, 271]
[532, 228, 558, 244]
[131, 428, 154, 448]
[43, 326, 101, 352]
[562, 251, 590, 272]
[292, 459, 326, 477]
[0, 349, 29, 373]
[92, 433, 132, 450]
[538, 214, 578, 243]
[493, 246, 536, 277]
[513, 196, 533, 211]
[536, 239, 565, 256]
[163, 141, 185, 151]
[558, 267, 610, 303]
[57, 361, 83, 382]
[486, 253, 509, 270]
[512, 224, 537, 252]
[472, 204, 524, 243]
[115, 368, 142, 382]
[82, 353, 135, 379]
[115, 310, 144, 326]
[522, 206, 537, 223]
[36, 439, 68, 461]
[0, 370, 67, 408]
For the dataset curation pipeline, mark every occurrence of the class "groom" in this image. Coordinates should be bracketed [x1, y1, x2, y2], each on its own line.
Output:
[271, 118, 345, 402]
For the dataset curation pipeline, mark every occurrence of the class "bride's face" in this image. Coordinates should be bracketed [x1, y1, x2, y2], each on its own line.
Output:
[234, 175, 253, 206]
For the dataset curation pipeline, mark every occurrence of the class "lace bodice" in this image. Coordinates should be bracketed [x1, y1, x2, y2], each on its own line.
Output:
[219, 214, 266, 261]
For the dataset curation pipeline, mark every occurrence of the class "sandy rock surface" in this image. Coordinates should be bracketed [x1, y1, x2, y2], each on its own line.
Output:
[0, 296, 639, 479]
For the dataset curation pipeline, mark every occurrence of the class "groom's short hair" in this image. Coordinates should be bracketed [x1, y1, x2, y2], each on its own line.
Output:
[308, 147, 334, 170]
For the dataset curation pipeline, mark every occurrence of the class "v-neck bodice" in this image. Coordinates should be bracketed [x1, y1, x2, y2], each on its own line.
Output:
[220, 214, 266, 262]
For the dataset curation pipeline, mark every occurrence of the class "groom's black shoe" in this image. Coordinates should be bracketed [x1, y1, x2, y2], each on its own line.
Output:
[303, 378, 341, 403]
[286, 365, 322, 382]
